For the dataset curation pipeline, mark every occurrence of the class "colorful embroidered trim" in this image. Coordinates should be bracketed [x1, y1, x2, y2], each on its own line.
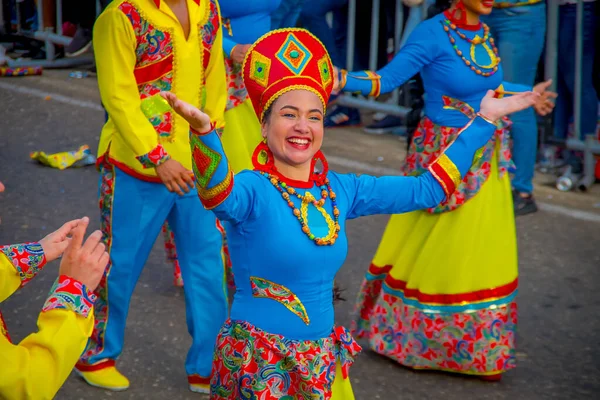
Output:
[42, 275, 97, 318]
[250, 276, 310, 325]
[134, 54, 174, 85]
[429, 154, 462, 197]
[363, 263, 518, 309]
[0, 242, 46, 287]
[190, 130, 234, 209]
[248, 50, 272, 88]
[353, 277, 517, 375]
[211, 319, 361, 399]
[136, 144, 171, 168]
[318, 55, 333, 88]
[275, 33, 313, 76]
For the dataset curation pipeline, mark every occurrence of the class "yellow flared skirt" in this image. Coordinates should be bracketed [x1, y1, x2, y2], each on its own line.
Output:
[373, 154, 518, 294]
[220, 99, 262, 174]
[331, 363, 355, 400]
[354, 154, 519, 375]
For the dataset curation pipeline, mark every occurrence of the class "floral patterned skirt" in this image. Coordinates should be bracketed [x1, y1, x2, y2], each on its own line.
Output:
[353, 153, 518, 376]
[211, 319, 360, 399]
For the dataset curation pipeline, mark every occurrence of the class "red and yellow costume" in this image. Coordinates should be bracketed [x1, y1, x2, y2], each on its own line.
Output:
[0, 243, 96, 399]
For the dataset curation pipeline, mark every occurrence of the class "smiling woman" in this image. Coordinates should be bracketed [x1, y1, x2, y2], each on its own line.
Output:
[161, 28, 537, 399]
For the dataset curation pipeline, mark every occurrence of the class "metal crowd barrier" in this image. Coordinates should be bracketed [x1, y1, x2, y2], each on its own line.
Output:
[337, 0, 598, 190]
[2, 0, 100, 68]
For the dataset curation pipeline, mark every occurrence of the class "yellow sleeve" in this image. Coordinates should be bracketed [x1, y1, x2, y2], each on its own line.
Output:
[0, 276, 96, 400]
[93, 7, 164, 162]
[203, 1, 227, 132]
[0, 243, 47, 303]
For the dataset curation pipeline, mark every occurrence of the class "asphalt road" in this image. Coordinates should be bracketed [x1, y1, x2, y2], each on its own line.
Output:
[0, 70, 599, 400]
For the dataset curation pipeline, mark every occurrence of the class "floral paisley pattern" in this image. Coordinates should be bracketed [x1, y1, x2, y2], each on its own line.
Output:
[79, 161, 114, 363]
[119, 2, 175, 140]
[250, 277, 310, 325]
[353, 272, 517, 375]
[405, 116, 513, 214]
[136, 144, 171, 168]
[211, 319, 361, 399]
[0, 242, 46, 287]
[42, 275, 97, 318]
[119, 2, 173, 67]
[200, 0, 220, 70]
[224, 56, 249, 110]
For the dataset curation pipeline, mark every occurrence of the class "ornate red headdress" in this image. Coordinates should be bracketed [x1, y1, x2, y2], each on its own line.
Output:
[242, 28, 335, 122]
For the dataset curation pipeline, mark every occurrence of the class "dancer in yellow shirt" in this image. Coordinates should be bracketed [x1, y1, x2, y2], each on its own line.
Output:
[75, 0, 229, 394]
[0, 217, 108, 400]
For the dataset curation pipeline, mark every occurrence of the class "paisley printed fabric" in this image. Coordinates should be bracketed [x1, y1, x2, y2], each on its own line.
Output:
[79, 161, 114, 363]
[136, 144, 171, 168]
[42, 275, 97, 318]
[404, 114, 513, 214]
[211, 319, 361, 399]
[119, 2, 175, 140]
[224, 56, 249, 110]
[0, 242, 46, 287]
[353, 270, 517, 375]
[200, 0, 220, 70]
[250, 276, 310, 325]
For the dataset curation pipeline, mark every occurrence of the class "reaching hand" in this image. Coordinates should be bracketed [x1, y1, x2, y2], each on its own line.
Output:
[479, 90, 540, 122]
[58, 216, 109, 291]
[231, 44, 251, 64]
[532, 79, 557, 116]
[160, 91, 212, 133]
[155, 159, 195, 196]
[39, 219, 82, 262]
[332, 66, 341, 95]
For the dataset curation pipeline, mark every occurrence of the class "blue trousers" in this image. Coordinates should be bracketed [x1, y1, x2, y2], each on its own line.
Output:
[554, 2, 599, 141]
[80, 164, 227, 378]
[271, 0, 306, 29]
[483, 3, 546, 194]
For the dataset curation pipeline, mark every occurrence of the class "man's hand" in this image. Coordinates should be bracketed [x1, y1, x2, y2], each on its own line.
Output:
[58, 216, 109, 291]
[39, 219, 81, 262]
[532, 79, 557, 116]
[156, 159, 195, 196]
[231, 44, 250, 64]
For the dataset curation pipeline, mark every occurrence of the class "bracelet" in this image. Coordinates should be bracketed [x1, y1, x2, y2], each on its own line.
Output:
[476, 112, 497, 125]
[339, 69, 347, 90]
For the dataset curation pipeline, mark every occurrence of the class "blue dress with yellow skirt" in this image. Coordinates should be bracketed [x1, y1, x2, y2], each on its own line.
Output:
[340, 11, 531, 377]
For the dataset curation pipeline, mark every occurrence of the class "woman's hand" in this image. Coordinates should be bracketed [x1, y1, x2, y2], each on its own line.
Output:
[39, 219, 82, 262]
[58, 216, 109, 291]
[160, 92, 212, 133]
[479, 89, 540, 122]
[231, 44, 251, 64]
[532, 79, 557, 116]
[332, 66, 341, 95]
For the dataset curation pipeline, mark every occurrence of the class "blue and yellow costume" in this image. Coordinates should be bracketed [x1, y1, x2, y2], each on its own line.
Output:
[1, 243, 96, 399]
[76, 0, 228, 392]
[340, 10, 531, 376]
[187, 28, 501, 398]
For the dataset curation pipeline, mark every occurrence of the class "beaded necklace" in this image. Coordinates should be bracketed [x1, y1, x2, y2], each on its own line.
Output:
[442, 19, 500, 77]
[260, 171, 340, 246]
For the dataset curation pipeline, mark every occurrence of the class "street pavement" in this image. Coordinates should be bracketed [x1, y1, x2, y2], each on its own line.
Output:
[0, 70, 599, 400]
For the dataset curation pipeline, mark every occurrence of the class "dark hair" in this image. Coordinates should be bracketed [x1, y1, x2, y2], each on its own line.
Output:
[262, 103, 274, 124]
[333, 281, 346, 304]
[435, 0, 453, 11]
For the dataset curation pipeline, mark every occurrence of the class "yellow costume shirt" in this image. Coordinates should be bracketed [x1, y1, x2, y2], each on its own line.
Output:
[94, 0, 227, 181]
[0, 243, 96, 400]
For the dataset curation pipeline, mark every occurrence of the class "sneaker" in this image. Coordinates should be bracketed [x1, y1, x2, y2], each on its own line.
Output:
[513, 190, 538, 216]
[75, 366, 130, 391]
[363, 114, 406, 135]
[324, 106, 361, 128]
[65, 27, 93, 57]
